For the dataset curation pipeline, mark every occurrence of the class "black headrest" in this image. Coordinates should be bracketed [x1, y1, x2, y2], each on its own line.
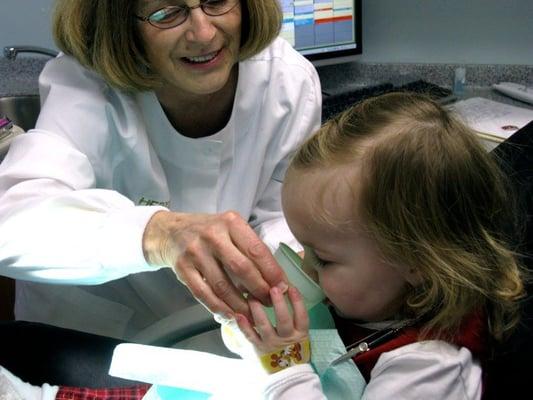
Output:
[491, 120, 533, 270]
[491, 120, 533, 182]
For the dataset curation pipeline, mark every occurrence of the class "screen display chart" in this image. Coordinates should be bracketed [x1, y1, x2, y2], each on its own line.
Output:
[280, 0, 357, 56]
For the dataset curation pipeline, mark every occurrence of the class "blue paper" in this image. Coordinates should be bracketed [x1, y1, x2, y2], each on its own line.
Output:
[156, 385, 211, 399]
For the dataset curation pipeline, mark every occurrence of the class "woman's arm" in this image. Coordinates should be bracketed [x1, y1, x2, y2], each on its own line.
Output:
[0, 55, 289, 319]
[0, 56, 164, 285]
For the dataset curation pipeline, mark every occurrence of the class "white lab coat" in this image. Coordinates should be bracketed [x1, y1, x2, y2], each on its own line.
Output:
[0, 37, 322, 339]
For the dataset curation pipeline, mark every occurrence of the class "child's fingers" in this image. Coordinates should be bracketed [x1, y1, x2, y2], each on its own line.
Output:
[249, 296, 277, 339]
[287, 286, 309, 332]
[270, 286, 294, 337]
[235, 313, 262, 346]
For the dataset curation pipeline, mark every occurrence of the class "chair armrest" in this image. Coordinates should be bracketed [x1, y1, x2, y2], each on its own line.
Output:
[131, 304, 219, 347]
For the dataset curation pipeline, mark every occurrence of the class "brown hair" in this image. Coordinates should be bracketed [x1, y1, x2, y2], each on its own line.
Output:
[288, 92, 525, 341]
[52, 0, 282, 91]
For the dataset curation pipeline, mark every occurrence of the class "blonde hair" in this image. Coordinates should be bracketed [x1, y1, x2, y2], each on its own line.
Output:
[52, 0, 282, 91]
[288, 92, 526, 341]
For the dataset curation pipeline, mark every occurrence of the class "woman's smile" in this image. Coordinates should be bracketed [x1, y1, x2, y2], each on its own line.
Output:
[179, 48, 225, 69]
[139, 2, 241, 96]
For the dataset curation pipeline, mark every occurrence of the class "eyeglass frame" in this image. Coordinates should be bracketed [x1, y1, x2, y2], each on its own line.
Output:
[135, 0, 240, 29]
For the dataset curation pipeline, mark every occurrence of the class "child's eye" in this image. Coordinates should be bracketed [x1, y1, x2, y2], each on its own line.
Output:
[314, 256, 329, 268]
[304, 246, 329, 269]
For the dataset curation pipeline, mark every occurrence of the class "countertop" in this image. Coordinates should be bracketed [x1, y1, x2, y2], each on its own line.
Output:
[0, 57, 48, 97]
[1, 56, 532, 110]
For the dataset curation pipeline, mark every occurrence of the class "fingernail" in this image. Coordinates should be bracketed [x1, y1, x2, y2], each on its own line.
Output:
[276, 281, 289, 294]
[288, 286, 300, 297]
[224, 312, 235, 321]
[214, 312, 234, 324]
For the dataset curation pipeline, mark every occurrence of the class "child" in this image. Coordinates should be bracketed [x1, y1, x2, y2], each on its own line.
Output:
[233, 92, 526, 399]
[0, 92, 525, 399]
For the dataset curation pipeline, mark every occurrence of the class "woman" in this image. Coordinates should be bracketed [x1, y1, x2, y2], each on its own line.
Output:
[0, 0, 322, 341]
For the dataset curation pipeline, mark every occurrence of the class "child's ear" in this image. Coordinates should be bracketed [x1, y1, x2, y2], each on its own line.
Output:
[405, 267, 423, 286]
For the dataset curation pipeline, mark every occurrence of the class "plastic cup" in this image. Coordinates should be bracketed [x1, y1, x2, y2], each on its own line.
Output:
[264, 243, 325, 323]
[274, 242, 325, 309]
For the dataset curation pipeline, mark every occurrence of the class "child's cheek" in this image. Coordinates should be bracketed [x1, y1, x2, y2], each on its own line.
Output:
[318, 274, 335, 301]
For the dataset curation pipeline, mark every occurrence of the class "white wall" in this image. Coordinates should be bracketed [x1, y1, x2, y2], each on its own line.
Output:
[0, 0, 532, 65]
[0, 2, 55, 51]
[362, 0, 533, 64]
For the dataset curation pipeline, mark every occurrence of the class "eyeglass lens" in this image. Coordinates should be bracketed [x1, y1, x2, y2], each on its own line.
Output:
[147, 0, 238, 29]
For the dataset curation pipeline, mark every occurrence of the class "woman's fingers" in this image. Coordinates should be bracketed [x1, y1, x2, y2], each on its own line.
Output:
[142, 210, 288, 316]
[175, 258, 237, 318]
[184, 211, 271, 314]
[213, 238, 272, 306]
[186, 249, 252, 319]
[220, 212, 288, 303]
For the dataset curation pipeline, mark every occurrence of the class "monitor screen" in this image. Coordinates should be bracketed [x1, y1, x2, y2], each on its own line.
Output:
[279, 0, 362, 66]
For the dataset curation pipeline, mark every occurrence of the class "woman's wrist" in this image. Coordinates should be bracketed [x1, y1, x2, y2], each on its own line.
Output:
[142, 210, 177, 267]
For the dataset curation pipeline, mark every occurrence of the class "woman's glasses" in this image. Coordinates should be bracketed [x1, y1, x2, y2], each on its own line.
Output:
[136, 0, 240, 29]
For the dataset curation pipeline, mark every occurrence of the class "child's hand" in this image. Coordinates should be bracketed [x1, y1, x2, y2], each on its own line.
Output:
[235, 286, 310, 373]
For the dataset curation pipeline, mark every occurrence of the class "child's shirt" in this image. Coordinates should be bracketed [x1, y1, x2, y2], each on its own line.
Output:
[363, 340, 481, 399]
[263, 314, 485, 400]
[263, 339, 481, 399]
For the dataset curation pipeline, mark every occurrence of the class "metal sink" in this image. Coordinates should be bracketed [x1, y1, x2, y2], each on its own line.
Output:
[0, 95, 41, 131]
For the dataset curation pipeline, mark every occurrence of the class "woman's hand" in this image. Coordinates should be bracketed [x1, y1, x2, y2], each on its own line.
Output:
[142, 210, 288, 319]
[235, 286, 310, 373]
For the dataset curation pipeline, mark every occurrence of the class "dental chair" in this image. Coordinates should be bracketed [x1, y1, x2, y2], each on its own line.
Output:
[130, 303, 228, 356]
[482, 120, 533, 399]
[0, 303, 223, 388]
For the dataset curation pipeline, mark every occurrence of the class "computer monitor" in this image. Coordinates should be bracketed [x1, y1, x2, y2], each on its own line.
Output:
[279, 0, 362, 67]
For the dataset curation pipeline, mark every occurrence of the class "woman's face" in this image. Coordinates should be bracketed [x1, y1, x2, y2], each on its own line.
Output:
[136, 0, 242, 96]
[282, 167, 419, 322]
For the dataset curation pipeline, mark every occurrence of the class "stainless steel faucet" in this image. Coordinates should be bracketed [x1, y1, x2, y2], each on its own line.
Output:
[3, 46, 58, 60]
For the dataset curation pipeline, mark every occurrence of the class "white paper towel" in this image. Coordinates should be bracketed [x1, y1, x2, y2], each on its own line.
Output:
[109, 343, 266, 399]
